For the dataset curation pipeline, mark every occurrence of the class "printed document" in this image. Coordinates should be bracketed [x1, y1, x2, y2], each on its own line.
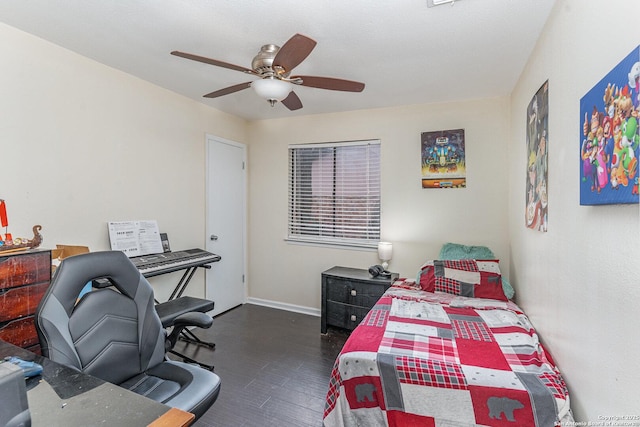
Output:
[108, 220, 163, 257]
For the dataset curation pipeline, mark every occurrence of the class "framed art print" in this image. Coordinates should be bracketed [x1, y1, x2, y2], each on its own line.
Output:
[421, 129, 466, 189]
[579, 45, 639, 205]
[526, 80, 549, 232]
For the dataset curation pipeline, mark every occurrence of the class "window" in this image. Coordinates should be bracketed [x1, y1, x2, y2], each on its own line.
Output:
[288, 140, 381, 247]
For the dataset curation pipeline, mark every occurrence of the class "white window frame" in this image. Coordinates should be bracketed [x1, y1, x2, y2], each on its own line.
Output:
[287, 139, 381, 249]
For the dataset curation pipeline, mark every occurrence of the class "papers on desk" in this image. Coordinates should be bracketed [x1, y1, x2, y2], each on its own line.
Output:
[107, 220, 163, 257]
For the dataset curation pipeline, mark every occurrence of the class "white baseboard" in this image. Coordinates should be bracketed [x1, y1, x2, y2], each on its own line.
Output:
[246, 297, 320, 317]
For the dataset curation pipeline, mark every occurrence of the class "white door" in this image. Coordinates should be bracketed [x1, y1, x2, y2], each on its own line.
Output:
[206, 135, 246, 316]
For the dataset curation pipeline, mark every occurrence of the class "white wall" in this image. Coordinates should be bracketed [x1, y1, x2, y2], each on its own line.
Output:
[5, 2, 639, 418]
[508, 0, 640, 420]
[0, 23, 246, 300]
[246, 98, 510, 312]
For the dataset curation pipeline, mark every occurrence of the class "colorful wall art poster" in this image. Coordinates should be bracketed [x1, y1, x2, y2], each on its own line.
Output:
[421, 129, 466, 189]
[526, 80, 549, 232]
[579, 45, 639, 205]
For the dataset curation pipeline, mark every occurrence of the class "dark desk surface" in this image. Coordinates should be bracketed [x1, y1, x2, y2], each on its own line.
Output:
[0, 340, 193, 427]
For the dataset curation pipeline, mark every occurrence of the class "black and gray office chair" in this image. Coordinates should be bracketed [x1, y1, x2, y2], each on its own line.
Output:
[35, 250, 221, 420]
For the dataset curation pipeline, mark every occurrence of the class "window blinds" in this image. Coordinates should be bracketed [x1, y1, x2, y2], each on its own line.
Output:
[288, 140, 381, 247]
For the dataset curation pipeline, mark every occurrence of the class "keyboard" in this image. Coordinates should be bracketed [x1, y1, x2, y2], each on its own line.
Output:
[130, 248, 221, 278]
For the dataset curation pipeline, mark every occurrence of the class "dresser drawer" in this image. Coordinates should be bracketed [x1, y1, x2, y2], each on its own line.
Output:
[0, 250, 51, 349]
[0, 281, 49, 322]
[325, 277, 387, 308]
[0, 252, 51, 291]
[326, 301, 371, 331]
[0, 316, 40, 349]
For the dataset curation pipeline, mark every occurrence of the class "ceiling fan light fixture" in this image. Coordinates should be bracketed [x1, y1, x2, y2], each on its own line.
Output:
[173, 33, 365, 111]
[426, 0, 458, 7]
[252, 78, 292, 105]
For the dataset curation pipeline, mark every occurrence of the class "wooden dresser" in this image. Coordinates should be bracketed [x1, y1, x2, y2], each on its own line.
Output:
[0, 250, 51, 352]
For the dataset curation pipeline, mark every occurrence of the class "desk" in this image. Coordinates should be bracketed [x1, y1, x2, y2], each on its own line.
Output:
[0, 340, 194, 427]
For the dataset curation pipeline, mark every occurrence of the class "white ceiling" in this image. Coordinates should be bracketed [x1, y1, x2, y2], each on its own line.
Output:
[0, 0, 555, 121]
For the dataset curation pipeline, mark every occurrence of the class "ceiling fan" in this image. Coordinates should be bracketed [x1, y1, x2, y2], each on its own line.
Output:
[171, 33, 365, 111]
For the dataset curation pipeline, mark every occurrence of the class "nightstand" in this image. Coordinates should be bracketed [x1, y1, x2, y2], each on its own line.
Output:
[321, 266, 399, 333]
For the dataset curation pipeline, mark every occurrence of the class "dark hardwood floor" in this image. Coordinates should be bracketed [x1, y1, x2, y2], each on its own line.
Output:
[168, 303, 349, 427]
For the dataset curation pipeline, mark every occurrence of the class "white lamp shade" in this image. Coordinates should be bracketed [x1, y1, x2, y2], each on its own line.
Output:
[377, 242, 393, 261]
[252, 78, 292, 101]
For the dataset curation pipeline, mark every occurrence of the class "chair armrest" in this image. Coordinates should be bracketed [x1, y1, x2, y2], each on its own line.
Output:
[165, 312, 213, 351]
[155, 297, 214, 328]
[171, 312, 213, 329]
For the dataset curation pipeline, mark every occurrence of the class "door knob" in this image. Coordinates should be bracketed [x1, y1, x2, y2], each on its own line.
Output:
[210, 235, 219, 241]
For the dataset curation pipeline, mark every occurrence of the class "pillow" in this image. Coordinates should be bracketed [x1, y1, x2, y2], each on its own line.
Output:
[437, 242, 515, 300]
[499, 278, 514, 300]
[439, 242, 496, 260]
[417, 259, 508, 301]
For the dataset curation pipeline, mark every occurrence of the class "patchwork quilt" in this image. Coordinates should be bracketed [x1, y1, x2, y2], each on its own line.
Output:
[323, 281, 574, 427]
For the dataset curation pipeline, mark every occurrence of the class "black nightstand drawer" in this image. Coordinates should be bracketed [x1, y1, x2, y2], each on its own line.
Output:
[326, 301, 371, 331]
[325, 277, 387, 308]
[321, 266, 398, 333]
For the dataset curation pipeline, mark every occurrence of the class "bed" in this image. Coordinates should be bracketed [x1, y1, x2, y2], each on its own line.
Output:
[323, 245, 574, 427]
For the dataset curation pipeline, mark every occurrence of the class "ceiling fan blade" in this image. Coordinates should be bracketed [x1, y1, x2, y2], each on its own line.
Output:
[281, 91, 303, 111]
[171, 51, 256, 74]
[203, 82, 252, 98]
[293, 75, 365, 92]
[273, 34, 317, 73]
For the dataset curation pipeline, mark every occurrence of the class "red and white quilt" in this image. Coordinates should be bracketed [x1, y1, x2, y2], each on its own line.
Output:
[323, 281, 574, 427]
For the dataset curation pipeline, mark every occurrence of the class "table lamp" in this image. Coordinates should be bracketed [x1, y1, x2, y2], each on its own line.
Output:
[377, 242, 393, 270]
